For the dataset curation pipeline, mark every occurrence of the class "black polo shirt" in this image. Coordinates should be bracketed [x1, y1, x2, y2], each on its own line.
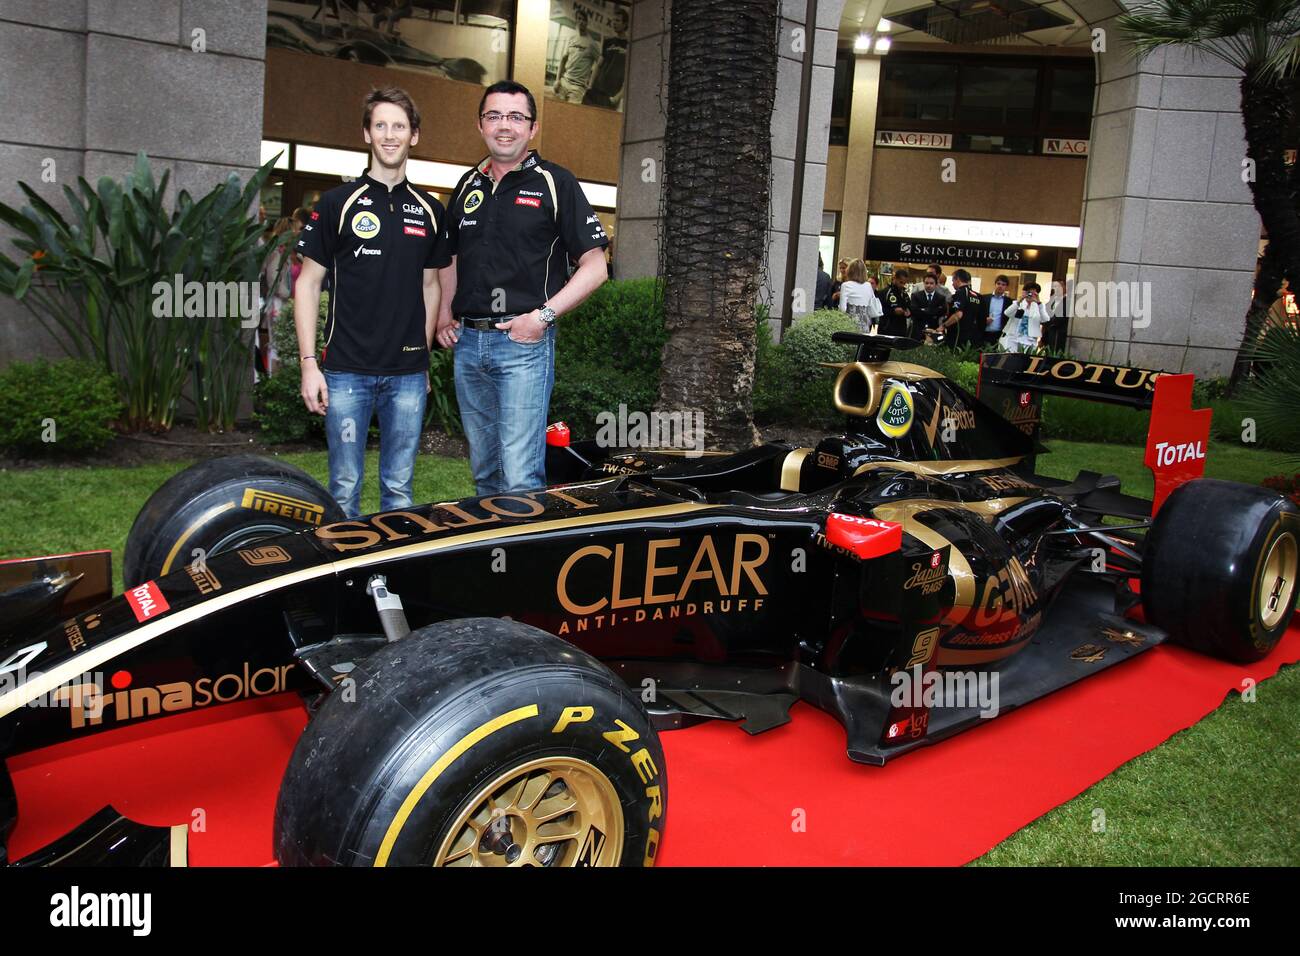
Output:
[297, 171, 450, 374]
[443, 151, 608, 317]
[949, 285, 985, 346]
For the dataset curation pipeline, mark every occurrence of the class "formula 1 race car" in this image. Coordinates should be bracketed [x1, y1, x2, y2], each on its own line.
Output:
[0, 333, 1295, 867]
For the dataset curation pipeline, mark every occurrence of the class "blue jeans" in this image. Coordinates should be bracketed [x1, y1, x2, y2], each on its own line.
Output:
[324, 370, 427, 518]
[453, 326, 555, 494]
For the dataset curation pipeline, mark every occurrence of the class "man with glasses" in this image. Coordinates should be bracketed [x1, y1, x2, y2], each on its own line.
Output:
[434, 81, 609, 494]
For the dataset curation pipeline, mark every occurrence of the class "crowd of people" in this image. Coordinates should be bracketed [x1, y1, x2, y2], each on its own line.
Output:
[815, 256, 1055, 353]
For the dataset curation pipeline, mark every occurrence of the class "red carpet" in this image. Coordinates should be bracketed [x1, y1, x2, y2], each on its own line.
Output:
[8, 622, 1298, 866]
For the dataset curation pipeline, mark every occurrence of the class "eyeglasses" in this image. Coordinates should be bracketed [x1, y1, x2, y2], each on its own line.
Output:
[480, 111, 534, 125]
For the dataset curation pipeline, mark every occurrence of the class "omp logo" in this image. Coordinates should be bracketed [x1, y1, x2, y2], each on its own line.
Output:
[50, 886, 151, 936]
[576, 826, 607, 866]
[56, 663, 294, 729]
[555, 534, 769, 635]
[241, 489, 326, 525]
[402, 202, 424, 216]
[351, 210, 381, 238]
[816, 452, 840, 469]
[238, 544, 292, 566]
[125, 582, 169, 622]
[185, 562, 221, 594]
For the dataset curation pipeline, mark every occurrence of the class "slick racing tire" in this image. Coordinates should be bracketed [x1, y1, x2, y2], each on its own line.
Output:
[1142, 478, 1299, 663]
[274, 617, 666, 867]
[123, 455, 343, 587]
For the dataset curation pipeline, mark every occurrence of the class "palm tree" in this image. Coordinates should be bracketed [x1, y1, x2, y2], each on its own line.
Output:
[1118, 0, 1300, 389]
[656, 0, 779, 447]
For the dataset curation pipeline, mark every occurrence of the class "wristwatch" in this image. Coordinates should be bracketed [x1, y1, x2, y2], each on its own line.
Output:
[538, 305, 557, 326]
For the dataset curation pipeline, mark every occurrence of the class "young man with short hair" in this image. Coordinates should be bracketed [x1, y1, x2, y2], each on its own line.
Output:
[294, 87, 449, 517]
[985, 274, 1012, 347]
[879, 269, 913, 338]
[435, 81, 608, 494]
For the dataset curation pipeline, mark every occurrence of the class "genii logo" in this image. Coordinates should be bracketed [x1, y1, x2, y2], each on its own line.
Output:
[126, 581, 170, 622]
[351, 210, 381, 239]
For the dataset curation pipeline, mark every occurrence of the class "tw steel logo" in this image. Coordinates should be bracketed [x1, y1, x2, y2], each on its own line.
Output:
[555, 534, 769, 632]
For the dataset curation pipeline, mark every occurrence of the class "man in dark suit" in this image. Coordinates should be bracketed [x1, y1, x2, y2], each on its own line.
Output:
[942, 269, 984, 348]
[909, 272, 949, 341]
[879, 268, 913, 337]
[815, 255, 833, 310]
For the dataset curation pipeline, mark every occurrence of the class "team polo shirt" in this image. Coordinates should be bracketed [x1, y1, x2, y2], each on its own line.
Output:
[297, 171, 451, 374]
[443, 151, 609, 317]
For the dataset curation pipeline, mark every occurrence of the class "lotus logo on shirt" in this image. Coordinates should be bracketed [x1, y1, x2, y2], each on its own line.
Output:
[351, 210, 381, 239]
[463, 189, 484, 213]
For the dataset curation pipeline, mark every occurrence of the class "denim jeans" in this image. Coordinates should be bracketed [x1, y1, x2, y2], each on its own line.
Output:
[453, 325, 555, 494]
[323, 370, 427, 518]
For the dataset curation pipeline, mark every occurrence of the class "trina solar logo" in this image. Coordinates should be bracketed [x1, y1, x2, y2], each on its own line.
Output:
[554, 534, 769, 635]
[241, 488, 326, 525]
[54, 663, 294, 729]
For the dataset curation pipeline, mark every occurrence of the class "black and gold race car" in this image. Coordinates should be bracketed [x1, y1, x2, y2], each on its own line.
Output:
[1, 333, 1295, 867]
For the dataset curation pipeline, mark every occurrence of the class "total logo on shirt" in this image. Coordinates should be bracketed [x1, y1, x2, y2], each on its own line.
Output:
[352, 210, 381, 239]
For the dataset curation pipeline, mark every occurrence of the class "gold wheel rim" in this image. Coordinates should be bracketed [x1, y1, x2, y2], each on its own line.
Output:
[1259, 531, 1299, 631]
[434, 757, 624, 867]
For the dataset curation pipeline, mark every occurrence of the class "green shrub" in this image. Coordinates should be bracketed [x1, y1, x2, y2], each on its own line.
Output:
[254, 296, 326, 444]
[1240, 314, 1300, 462]
[0, 358, 122, 455]
[552, 278, 667, 435]
[754, 310, 858, 427]
[426, 345, 461, 436]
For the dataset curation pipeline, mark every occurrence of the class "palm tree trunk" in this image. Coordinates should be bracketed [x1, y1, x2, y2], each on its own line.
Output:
[656, 0, 779, 448]
[1230, 72, 1300, 391]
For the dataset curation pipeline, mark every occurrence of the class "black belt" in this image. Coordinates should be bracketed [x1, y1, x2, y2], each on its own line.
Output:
[457, 314, 515, 331]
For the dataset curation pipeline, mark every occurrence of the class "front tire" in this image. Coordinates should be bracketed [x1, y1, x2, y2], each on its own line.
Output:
[274, 617, 666, 867]
[1142, 479, 1299, 663]
[123, 455, 342, 587]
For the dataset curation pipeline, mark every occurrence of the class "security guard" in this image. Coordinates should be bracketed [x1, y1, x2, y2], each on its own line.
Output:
[879, 268, 914, 338]
[436, 80, 609, 495]
[943, 269, 985, 348]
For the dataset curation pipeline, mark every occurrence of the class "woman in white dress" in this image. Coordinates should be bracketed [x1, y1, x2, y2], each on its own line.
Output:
[999, 281, 1051, 352]
[838, 258, 882, 333]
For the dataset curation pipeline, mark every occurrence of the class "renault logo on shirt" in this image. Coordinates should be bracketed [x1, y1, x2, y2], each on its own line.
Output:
[352, 210, 381, 239]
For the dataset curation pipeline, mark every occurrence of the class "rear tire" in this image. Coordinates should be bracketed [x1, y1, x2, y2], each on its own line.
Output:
[274, 617, 666, 867]
[123, 455, 342, 587]
[1142, 479, 1299, 663]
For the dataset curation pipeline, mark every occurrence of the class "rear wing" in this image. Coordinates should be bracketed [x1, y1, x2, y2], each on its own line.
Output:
[977, 353, 1161, 409]
[977, 353, 1212, 515]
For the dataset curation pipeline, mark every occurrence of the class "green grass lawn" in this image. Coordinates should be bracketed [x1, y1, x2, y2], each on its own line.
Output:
[0, 437, 1295, 865]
